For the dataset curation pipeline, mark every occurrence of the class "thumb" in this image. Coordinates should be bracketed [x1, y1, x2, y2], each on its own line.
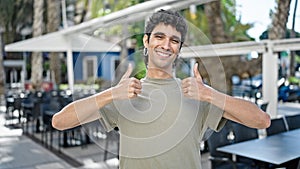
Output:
[122, 63, 133, 79]
[193, 63, 201, 79]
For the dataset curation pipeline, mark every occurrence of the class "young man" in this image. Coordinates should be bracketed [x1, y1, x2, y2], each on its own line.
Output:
[52, 9, 270, 169]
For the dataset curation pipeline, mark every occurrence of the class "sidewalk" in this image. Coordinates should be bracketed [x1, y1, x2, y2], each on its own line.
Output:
[0, 124, 72, 169]
[0, 106, 73, 169]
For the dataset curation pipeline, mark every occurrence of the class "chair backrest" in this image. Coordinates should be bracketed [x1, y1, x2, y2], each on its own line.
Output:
[285, 114, 300, 130]
[207, 121, 233, 158]
[266, 117, 288, 136]
[260, 102, 269, 112]
[231, 121, 258, 143]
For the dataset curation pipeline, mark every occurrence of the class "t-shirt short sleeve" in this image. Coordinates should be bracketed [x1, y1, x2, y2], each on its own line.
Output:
[99, 102, 119, 132]
[201, 101, 227, 132]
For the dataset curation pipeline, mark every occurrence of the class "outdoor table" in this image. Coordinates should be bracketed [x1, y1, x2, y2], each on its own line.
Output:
[217, 129, 300, 166]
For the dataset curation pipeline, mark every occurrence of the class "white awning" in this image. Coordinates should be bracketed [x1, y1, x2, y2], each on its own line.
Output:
[5, 33, 120, 52]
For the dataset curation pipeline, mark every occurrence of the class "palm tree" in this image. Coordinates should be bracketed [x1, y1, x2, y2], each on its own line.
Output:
[268, 0, 292, 40]
[31, 0, 44, 91]
[46, 0, 61, 88]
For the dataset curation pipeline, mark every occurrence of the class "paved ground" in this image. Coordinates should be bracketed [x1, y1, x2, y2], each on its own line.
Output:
[0, 111, 73, 169]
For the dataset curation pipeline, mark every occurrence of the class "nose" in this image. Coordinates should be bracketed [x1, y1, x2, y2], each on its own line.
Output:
[161, 38, 171, 50]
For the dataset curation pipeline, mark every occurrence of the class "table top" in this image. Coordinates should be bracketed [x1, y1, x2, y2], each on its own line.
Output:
[217, 129, 300, 165]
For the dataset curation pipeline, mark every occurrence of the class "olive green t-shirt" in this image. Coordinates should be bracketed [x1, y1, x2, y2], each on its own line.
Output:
[99, 77, 226, 169]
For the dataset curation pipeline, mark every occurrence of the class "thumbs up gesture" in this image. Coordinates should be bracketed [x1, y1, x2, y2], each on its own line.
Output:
[112, 64, 142, 100]
[181, 63, 211, 101]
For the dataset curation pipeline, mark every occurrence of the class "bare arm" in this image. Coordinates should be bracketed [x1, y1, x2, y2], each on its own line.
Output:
[52, 89, 113, 130]
[208, 89, 270, 129]
[52, 64, 142, 131]
[181, 63, 270, 129]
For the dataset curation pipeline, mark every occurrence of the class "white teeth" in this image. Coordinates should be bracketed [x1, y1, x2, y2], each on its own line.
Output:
[157, 51, 170, 57]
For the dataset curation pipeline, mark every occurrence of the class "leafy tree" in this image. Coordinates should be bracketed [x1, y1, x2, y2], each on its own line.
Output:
[0, 0, 33, 94]
[0, 0, 33, 44]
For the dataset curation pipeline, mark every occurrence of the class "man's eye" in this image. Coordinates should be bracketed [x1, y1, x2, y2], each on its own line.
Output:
[155, 35, 163, 39]
[172, 39, 180, 44]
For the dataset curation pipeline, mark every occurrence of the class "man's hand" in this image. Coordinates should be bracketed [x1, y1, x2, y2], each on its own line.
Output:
[112, 64, 142, 100]
[181, 63, 211, 101]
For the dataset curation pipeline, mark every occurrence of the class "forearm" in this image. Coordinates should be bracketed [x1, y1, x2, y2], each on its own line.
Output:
[205, 87, 270, 129]
[52, 88, 113, 130]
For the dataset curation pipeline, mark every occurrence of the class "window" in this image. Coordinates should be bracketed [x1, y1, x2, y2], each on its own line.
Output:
[83, 56, 97, 81]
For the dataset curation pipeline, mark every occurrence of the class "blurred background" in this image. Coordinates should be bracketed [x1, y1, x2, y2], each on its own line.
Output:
[0, 0, 299, 169]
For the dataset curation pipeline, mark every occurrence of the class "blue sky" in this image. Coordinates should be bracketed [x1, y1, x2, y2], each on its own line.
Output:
[236, 0, 299, 41]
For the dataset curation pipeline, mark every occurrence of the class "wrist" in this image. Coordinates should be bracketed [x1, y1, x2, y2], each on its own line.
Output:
[202, 85, 221, 104]
[95, 88, 114, 108]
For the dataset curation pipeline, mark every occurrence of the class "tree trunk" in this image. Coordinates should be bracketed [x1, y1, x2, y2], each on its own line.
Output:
[47, 0, 61, 88]
[269, 0, 291, 40]
[290, 0, 297, 76]
[202, 1, 228, 93]
[204, 1, 227, 44]
[269, 0, 292, 76]
[0, 32, 5, 95]
[31, 0, 44, 91]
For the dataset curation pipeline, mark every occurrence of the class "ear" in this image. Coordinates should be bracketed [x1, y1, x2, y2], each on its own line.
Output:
[143, 34, 149, 48]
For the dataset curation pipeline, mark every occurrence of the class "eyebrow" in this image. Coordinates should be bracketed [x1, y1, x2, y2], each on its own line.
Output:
[153, 32, 181, 41]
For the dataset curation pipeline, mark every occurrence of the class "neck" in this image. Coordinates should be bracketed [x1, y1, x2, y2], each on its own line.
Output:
[146, 68, 174, 79]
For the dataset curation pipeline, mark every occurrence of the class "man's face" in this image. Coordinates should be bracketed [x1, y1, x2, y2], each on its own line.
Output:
[143, 23, 182, 72]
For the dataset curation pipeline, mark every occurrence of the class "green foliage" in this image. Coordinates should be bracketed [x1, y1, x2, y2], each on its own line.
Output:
[183, 0, 254, 43]
[221, 0, 254, 41]
[288, 76, 300, 85]
[132, 50, 146, 80]
[181, 8, 214, 47]
[0, 0, 33, 43]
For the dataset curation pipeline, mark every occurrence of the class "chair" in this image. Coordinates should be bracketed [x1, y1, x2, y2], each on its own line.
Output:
[103, 127, 120, 161]
[231, 122, 259, 168]
[260, 102, 269, 112]
[285, 114, 300, 130]
[231, 122, 258, 143]
[21, 96, 34, 133]
[41, 100, 61, 149]
[266, 117, 288, 136]
[207, 121, 252, 169]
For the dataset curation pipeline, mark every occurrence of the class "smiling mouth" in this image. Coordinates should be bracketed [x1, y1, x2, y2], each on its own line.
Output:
[155, 50, 173, 59]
